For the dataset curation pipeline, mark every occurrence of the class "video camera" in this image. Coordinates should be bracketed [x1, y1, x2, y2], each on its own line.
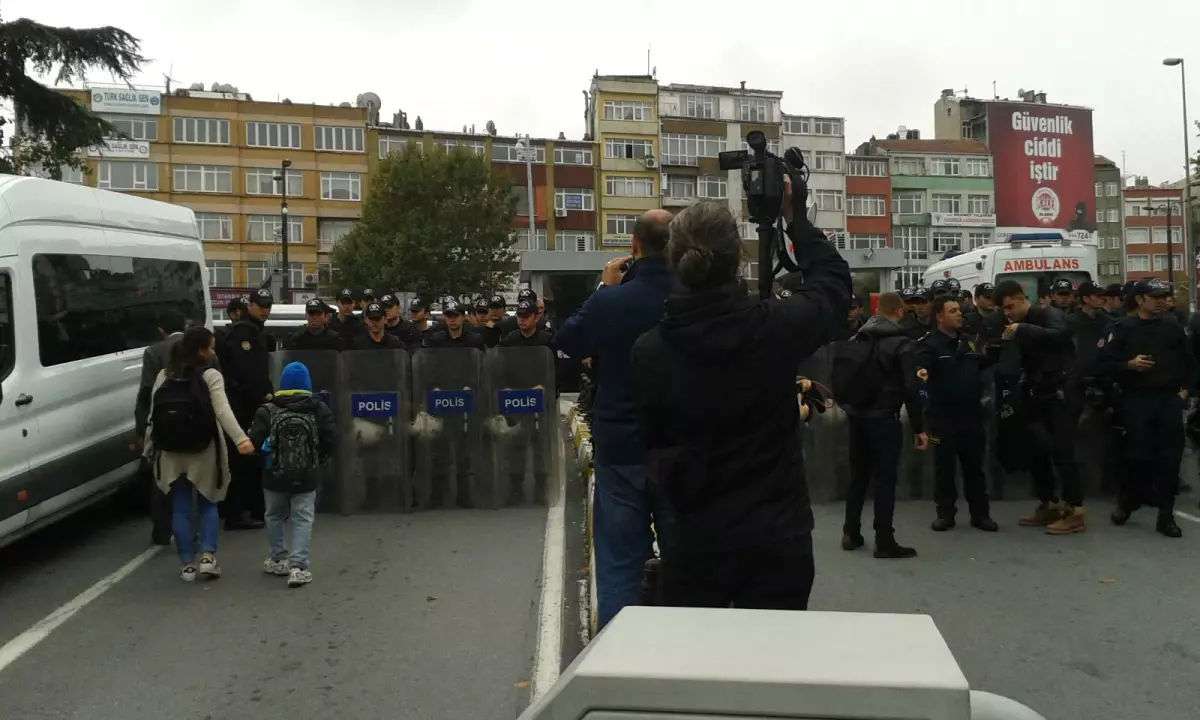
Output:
[718, 131, 811, 299]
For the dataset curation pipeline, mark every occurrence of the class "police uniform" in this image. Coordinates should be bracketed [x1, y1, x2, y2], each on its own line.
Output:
[498, 288, 537, 338]
[1099, 279, 1192, 537]
[379, 294, 412, 343]
[899, 287, 933, 340]
[217, 296, 247, 346]
[1049, 277, 1076, 312]
[404, 298, 435, 353]
[497, 299, 554, 504]
[331, 288, 365, 341]
[962, 283, 995, 339]
[350, 303, 404, 350]
[286, 299, 344, 351]
[359, 288, 377, 311]
[421, 298, 482, 508]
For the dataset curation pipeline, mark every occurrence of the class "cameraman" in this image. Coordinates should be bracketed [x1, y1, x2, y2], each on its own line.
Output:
[631, 177, 851, 610]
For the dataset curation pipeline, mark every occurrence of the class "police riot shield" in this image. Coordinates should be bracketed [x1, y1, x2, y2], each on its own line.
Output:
[482, 346, 559, 508]
[269, 350, 341, 513]
[335, 350, 411, 514]
[410, 348, 486, 510]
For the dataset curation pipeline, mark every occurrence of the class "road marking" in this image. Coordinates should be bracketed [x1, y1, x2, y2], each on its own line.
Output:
[1174, 510, 1200, 524]
[0, 545, 161, 674]
[531, 439, 567, 703]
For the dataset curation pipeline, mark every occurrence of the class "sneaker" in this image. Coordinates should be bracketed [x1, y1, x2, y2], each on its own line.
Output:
[287, 567, 313, 588]
[198, 557, 222, 578]
[181, 565, 197, 582]
[263, 558, 290, 576]
[1019, 502, 1063, 527]
[1045, 506, 1086, 535]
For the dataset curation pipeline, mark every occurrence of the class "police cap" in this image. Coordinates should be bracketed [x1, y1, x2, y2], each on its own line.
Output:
[1134, 278, 1172, 297]
[250, 289, 274, 307]
[380, 294, 399, 308]
[517, 288, 537, 303]
[974, 282, 995, 298]
[408, 297, 426, 312]
[1051, 277, 1074, 293]
[227, 296, 248, 313]
[305, 298, 325, 314]
[474, 297, 489, 312]
[442, 298, 463, 316]
[1075, 280, 1104, 298]
[337, 288, 355, 302]
[929, 279, 949, 295]
[945, 278, 962, 293]
[364, 302, 386, 319]
[489, 294, 506, 308]
[362, 288, 376, 300]
[1104, 283, 1125, 297]
[516, 299, 536, 317]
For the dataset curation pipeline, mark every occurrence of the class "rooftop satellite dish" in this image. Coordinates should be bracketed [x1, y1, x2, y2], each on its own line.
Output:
[189, 83, 204, 91]
[356, 92, 382, 111]
[1017, 88, 1026, 98]
[338, 102, 352, 108]
[485, 120, 497, 136]
[282, 98, 292, 104]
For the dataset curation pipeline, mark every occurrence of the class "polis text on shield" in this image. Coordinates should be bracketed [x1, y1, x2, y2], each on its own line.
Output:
[351, 391, 399, 418]
[427, 389, 474, 415]
[497, 388, 545, 415]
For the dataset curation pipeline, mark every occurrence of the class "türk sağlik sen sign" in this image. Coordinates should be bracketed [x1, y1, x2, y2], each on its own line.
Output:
[90, 89, 162, 115]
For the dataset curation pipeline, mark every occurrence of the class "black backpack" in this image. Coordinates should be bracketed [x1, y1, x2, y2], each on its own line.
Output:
[265, 404, 322, 490]
[151, 371, 217, 453]
[829, 334, 886, 409]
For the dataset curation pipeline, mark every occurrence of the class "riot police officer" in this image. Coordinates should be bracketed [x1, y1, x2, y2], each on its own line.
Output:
[379, 294, 411, 342]
[498, 288, 537, 337]
[477, 293, 506, 348]
[405, 298, 435, 352]
[962, 282, 998, 340]
[351, 302, 404, 350]
[498, 299, 555, 504]
[286, 299, 343, 351]
[1103, 284, 1125, 315]
[217, 296, 247, 346]
[425, 298, 486, 349]
[1049, 277, 1076, 312]
[423, 297, 484, 508]
[216, 288, 275, 530]
[501, 299, 554, 347]
[359, 288, 377, 311]
[899, 287, 933, 340]
[331, 288, 364, 341]
[1100, 279, 1192, 537]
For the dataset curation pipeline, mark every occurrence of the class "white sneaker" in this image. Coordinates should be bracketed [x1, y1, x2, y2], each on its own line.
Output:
[181, 566, 197, 582]
[263, 558, 290, 576]
[198, 557, 221, 578]
[287, 567, 312, 588]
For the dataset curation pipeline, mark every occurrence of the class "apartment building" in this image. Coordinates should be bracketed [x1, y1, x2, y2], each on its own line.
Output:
[857, 136, 995, 289]
[1123, 183, 1185, 283]
[587, 74, 661, 251]
[1094, 156, 1125, 284]
[369, 119, 603, 298]
[657, 82, 783, 280]
[58, 83, 369, 309]
[781, 114, 846, 244]
[843, 154, 903, 293]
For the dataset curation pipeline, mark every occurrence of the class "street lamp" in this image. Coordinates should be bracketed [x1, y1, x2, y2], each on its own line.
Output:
[1163, 57, 1192, 308]
[514, 135, 537, 250]
[274, 158, 292, 301]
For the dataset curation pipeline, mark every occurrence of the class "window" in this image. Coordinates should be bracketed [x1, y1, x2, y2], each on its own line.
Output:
[813, 152, 844, 173]
[849, 234, 887, 250]
[554, 147, 593, 165]
[847, 195, 886, 217]
[1126, 254, 1150, 272]
[320, 172, 362, 201]
[245, 261, 269, 287]
[931, 194, 961, 213]
[246, 167, 302, 196]
[314, 126, 364, 153]
[896, 226, 928, 261]
[1095, 182, 1103, 198]
[1125, 203, 1142, 218]
[1126, 228, 1149, 245]
[287, 262, 304, 289]
[605, 213, 638, 236]
[557, 231, 595, 252]
[0, 273, 12, 382]
[194, 212, 232, 241]
[895, 269, 923, 290]
[605, 137, 653, 159]
[101, 115, 157, 141]
[605, 175, 654, 197]
[436, 139, 486, 156]
[966, 195, 991, 215]
[97, 161, 158, 190]
[811, 189, 843, 212]
[246, 121, 301, 149]
[380, 135, 419, 158]
[32, 164, 85, 183]
[318, 219, 356, 247]
[32, 254, 206, 367]
[173, 117, 229, 145]
[602, 100, 653, 122]
[963, 158, 990, 177]
[682, 94, 715, 119]
[666, 176, 696, 199]
[1099, 261, 1122, 277]
[813, 118, 842, 136]
[932, 231, 962, 253]
[1096, 207, 1104, 224]
[967, 231, 991, 249]
[317, 263, 337, 285]
[1105, 234, 1123, 250]
[697, 175, 727, 199]
[846, 158, 886, 177]
[509, 228, 548, 251]
[1106, 182, 1118, 197]
[661, 133, 727, 165]
[554, 188, 595, 211]
[930, 157, 960, 176]
[173, 164, 232, 193]
[1106, 208, 1119, 223]
[492, 143, 546, 163]
[246, 214, 303, 243]
[207, 261, 233, 287]
[1152, 227, 1183, 244]
[893, 157, 926, 175]
[738, 98, 769, 122]
[892, 191, 924, 215]
[783, 117, 811, 134]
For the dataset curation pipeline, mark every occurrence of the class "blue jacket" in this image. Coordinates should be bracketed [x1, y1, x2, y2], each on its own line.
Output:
[556, 256, 676, 464]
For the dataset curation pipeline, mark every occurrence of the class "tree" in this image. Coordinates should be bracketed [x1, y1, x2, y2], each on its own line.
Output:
[0, 11, 144, 178]
[332, 142, 519, 301]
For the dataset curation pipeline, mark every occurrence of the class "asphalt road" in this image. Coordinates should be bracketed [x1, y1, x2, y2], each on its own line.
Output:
[0, 501, 548, 720]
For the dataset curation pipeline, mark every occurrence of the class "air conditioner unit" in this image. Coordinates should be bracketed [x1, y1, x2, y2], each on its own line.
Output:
[555, 208, 568, 218]
[303, 272, 318, 285]
[644, 157, 659, 169]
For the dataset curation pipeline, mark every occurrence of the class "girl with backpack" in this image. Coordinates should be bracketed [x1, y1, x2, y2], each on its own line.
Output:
[145, 327, 255, 582]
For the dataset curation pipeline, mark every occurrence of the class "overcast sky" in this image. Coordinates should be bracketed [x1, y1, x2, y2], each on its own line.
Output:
[7, 0, 1199, 184]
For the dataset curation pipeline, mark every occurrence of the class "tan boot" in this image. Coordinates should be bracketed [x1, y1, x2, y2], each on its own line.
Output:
[1046, 506, 1086, 535]
[1019, 501, 1063, 527]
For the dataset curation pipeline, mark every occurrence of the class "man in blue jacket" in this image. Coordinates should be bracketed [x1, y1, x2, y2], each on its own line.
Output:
[556, 209, 676, 629]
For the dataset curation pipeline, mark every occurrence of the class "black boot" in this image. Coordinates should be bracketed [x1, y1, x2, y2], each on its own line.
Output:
[970, 516, 999, 532]
[1110, 505, 1132, 526]
[930, 517, 956, 532]
[873, 535, 917, 559]
[1157, 514, 1183, 538]
[840, 533, 865, 551]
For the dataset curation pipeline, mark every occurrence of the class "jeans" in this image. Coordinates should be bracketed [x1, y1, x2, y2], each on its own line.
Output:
[264, 490, 317, 570]
[844, 415, 902, 537]
[170, 479, 219, 564]
[592, 462, 671, 630]
[659, 533, 814, 610]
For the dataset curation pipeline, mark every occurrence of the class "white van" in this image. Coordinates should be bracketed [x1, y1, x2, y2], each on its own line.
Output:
[0, 176, 210, 547]
[922, 231, 1098, 299]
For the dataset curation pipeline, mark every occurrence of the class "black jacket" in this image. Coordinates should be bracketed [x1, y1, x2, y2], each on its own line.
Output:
[404, 323, 434, 353]
[500, 328, 554, 347]
[135, 332, 183, 439]
[630, 221, 851, 551]
[843, 316, 924, 434]
[331, 314, 364, 341]
[1065, 308, 1113, 381]
[424, 328, 486, 349]
[216, 318, 274, 425]
[915, 329, 991, 412]
[350, 331, 404, 350]
[1098, 314, 1193, 394]
[1010, 304, 1075, 392]
[248, 392, 337, 494]
[285, 327, 344, 351]
[899, 312, 932, 341]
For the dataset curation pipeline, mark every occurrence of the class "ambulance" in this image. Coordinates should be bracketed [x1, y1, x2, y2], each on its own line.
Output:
[921, 231, 1098, 299]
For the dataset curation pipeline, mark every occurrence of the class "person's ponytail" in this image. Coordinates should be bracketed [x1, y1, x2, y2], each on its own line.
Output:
[676, 246, 715, 289]
[667, 202, 742, 292]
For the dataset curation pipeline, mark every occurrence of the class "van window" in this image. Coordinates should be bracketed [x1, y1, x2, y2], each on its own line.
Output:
[33, 254, 206, 367]
[0, 273, 13, 381]
[995, 271, 1091, 301]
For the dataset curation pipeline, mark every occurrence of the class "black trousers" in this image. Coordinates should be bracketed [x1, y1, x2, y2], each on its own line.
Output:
[224, 443, 265, 521]
[1122, 391, 1185, 514]
[844, 415, 902, 537]
[929, 409, 990, 520]
[658, 534, 814, 610]
[507, 416, 551, 503]
[1027, 392, 1083, 506]
[430, 422, 473, 508]
[146, 464, 172, 542]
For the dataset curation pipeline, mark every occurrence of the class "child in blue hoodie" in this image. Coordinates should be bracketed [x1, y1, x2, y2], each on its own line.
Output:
[249, 362, 336, 587]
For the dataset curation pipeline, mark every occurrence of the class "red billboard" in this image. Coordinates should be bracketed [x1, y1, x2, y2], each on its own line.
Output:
[987, 102, 1095, 231]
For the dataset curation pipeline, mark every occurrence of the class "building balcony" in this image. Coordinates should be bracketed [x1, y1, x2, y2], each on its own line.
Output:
[663, 194, 696, 208]
[660, 154, 699, 168]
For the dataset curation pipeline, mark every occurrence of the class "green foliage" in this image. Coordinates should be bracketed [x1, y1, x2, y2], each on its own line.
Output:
[0, 12, 144, 177]
[331, 143, 519, 302]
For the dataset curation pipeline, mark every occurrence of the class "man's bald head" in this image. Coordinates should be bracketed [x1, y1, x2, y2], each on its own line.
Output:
[633, 209, 672, 258]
